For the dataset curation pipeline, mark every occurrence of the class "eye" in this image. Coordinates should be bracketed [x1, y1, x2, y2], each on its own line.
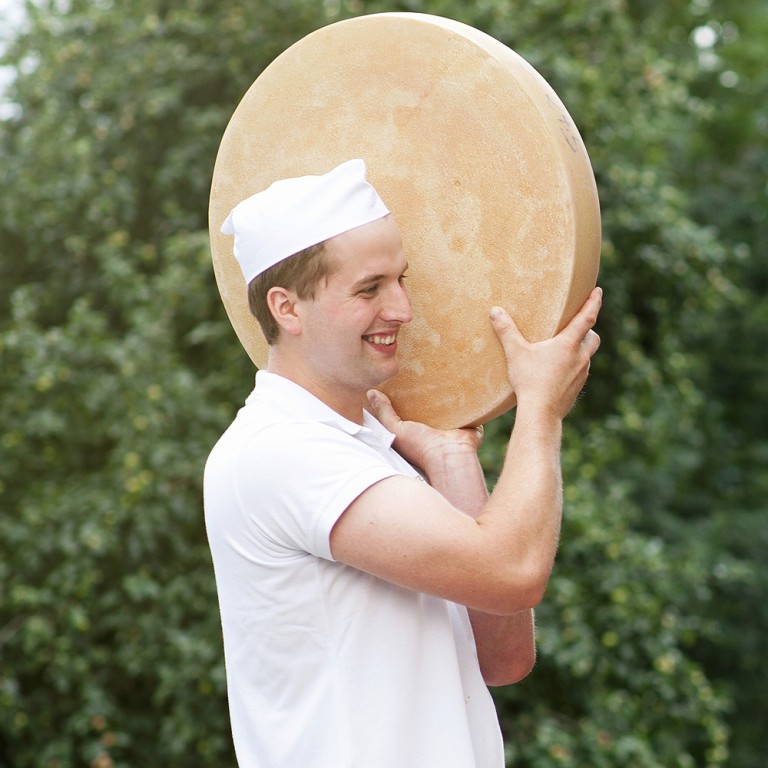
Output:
[398, 273, 409, 286]
[359, 283, 379, 296]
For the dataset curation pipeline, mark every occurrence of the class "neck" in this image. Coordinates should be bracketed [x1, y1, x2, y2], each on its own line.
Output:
[266, 347, 367, 425]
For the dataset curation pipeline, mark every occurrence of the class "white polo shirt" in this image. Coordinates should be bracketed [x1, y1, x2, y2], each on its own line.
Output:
[204, 371, 504, 768]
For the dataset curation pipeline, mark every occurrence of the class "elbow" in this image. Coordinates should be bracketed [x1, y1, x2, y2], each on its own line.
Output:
[513, 639, 538, 682]
[485, 647, 536, 687]
[482, 565, 551, 616]
[513, 571, 549, 612]
[478, 614, 538, 687]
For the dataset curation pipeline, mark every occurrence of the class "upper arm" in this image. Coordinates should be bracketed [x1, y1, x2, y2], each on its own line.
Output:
[329, 474, 533, 614]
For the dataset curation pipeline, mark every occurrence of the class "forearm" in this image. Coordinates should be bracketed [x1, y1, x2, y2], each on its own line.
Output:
[479, 404, 564, 585]
[419, 417, 550, 685]
[422, 403, 564, 606]
[469, 606, 536, 685]
[355, 291, 599, 629]
[420, 442, 488, 516]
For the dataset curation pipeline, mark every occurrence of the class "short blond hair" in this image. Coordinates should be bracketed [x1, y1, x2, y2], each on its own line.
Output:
[247, 242, 332, 344]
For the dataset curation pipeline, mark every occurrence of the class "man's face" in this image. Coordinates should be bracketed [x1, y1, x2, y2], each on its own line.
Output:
[295, 215, 412, 402]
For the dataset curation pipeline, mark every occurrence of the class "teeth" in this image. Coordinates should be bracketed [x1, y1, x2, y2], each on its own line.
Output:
[366, 334, 396, 346]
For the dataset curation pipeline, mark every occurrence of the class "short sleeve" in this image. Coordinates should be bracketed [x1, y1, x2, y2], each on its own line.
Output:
[233, 421, 402, 560]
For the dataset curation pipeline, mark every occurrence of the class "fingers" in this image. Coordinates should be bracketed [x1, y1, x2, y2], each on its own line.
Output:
[487, 289, 603, 416]
[489, 304, 521, 332]
[489, 305, 527, 349]
[490, 287, 602, 342]
[582, 328, 601, 358]
[576, 289, 602, 363]
[366, 389, 402, 432]
[488, 290, 602, 367]
[564, 287, 602, 346]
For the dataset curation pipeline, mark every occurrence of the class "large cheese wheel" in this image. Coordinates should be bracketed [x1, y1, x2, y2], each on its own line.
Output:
[209, 12, 601, 429]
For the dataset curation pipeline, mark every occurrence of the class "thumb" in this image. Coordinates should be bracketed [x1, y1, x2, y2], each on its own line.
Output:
[367, 389, 403, 432]
[489, 306, 527, 346]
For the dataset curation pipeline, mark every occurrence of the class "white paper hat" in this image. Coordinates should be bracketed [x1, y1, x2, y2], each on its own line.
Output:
[220, 158, 390, 284]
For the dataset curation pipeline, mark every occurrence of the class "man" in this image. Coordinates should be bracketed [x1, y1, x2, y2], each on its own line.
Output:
[204, 158, 602, 767]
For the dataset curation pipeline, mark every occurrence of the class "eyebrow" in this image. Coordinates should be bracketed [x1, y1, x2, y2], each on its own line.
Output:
[351, 274, 384, 290]
[351, 262, 409, 291]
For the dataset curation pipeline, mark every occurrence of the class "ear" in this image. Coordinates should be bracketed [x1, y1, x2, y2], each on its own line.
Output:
[267, 286, 302, 336]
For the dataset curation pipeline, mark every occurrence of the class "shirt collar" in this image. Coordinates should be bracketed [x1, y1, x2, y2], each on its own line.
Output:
[249, 370, 396, 449]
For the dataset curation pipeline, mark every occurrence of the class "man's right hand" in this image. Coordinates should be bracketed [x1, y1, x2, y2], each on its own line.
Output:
[489, 287, 602, 420]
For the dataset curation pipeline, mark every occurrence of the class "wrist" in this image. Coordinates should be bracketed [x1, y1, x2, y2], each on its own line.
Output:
[514, 394, 565, 425]
[421, 439, 481, 477]
[420, 443, 489, 514]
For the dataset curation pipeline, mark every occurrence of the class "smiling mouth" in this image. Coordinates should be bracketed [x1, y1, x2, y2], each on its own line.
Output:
[363, 333, 397, 346]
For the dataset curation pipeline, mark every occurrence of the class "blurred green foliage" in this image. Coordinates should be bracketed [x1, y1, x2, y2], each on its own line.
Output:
[0, 0, 765, 766]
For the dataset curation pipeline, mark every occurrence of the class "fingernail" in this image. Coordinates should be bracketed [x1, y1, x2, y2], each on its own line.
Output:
[367, 390, 379, 407]
[490, 306, 503, 319]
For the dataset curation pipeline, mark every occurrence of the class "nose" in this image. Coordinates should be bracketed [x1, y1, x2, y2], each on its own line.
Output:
[381, 281, 412, 324]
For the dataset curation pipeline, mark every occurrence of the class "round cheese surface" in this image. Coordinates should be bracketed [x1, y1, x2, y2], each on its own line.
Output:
[209, 12, 601, 428]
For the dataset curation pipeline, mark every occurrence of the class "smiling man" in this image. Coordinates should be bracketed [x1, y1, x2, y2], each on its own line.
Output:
[204, 158, 602, 768]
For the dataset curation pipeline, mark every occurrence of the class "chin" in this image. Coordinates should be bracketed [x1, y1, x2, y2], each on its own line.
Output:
[377, 367, 399, 389]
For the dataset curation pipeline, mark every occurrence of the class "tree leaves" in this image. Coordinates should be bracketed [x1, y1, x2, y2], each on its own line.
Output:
[1, 0, 765, 766]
